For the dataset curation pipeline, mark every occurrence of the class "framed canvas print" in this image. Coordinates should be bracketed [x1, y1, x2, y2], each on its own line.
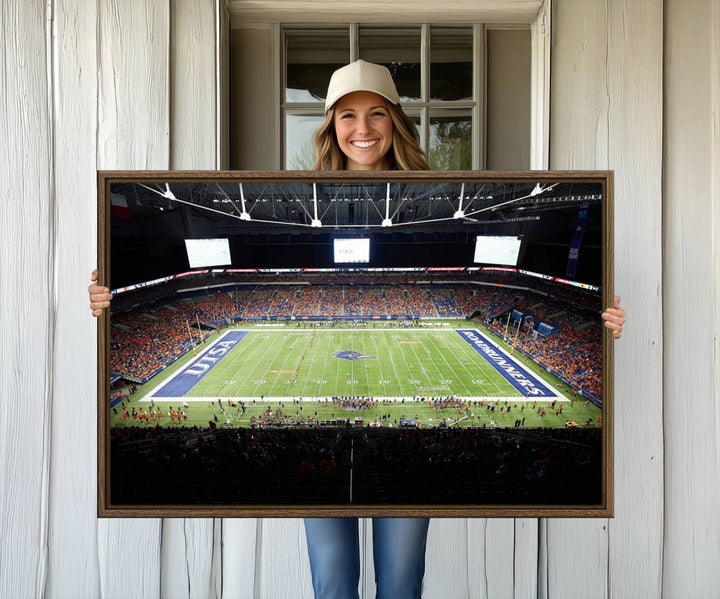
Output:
[97, 170, 613, 517]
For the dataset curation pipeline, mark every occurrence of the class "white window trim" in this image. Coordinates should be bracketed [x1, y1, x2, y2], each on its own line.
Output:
[530, 0, 551, 170]
[228, 1, 544, 26]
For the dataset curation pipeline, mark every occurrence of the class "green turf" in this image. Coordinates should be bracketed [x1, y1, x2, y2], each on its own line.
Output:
[185, 327, 519, 399]
[110, 321, 602, 429]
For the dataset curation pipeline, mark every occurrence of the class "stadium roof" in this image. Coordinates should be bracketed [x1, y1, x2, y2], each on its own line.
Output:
[110, 179, 603, 230]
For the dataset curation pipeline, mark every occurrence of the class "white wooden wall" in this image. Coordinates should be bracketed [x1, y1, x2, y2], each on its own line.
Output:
[1, 0, 718, 598]
[663, 0, 720, 596]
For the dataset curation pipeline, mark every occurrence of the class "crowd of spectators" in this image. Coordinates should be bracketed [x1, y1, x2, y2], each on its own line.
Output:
[189, 292, 236, 327]
[318, 286, 343, 316]
[243, 288, 275, 318]
[293, 287, 320, 316]
[429, 288, 464, 317]
[454, 287, 510, 317]
[362, 287, 386, 316]
[343, 287, 363, 316]
[406, 288, 436, 317]
[110, 306, 206, 380]
[384, 285, 408, 316]
[110, 425, 349, 504]
[267, 287, 296, 317]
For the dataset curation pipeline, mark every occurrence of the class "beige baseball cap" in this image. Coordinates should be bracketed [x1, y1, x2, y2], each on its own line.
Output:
[324, 60, 400, 112]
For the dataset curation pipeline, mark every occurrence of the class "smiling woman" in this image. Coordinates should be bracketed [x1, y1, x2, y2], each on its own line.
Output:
[311, 60, 430, 171]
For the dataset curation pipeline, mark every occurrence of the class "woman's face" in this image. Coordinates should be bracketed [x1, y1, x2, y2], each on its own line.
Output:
[333, 91, 394, 170]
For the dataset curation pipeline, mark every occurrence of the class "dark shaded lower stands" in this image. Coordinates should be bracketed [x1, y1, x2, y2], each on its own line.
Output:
[110, 425, 602, 506]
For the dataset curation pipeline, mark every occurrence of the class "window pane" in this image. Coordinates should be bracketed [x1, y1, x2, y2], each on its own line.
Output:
[429, 109, 472, 170]
[285, 112, 324, 169]
[285, 30, 349, 103]
[430, 27, 473, 101]
[359, 27, 421, 102]
[402, 109, 423, 149]
[486, 30, 530, 169]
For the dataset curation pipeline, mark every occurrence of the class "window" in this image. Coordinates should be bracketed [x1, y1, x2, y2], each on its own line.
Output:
[228, 23, 530, 171]
[283, 25, 477, 170]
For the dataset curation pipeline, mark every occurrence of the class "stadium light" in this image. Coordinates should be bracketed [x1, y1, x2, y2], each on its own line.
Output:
[530, 184, 545, 196]
[454, 183, 466, 218]
[382, 182, 393, 226]
[311, 183, 322, 227]
[238, 183, 252, 221]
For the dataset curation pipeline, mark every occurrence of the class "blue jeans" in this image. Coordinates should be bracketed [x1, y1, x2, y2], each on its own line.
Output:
[304, 517, 430, 599]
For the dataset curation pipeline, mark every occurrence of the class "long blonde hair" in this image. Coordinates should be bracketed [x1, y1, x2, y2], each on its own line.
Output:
[312, 101, 430, 171]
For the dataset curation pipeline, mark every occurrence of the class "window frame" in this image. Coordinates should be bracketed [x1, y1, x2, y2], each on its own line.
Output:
[281, 23, 489, 170]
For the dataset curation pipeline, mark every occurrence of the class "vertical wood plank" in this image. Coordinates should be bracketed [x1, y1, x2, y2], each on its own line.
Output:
[97, 0, 170, 170]
[256, 519, 314, 599]
[209, 519, 223, 599]
[218, 0, 230, 170]
[546, 521, 608, 599]
[475, 519, 517, 599]
[663, 1, 720, 596]
[0, 1, 52, 598]
[537, 519, 548, 599]
[548, 3, 609, 594]
[359, 518, 373, 598]
[712, 9, 720, 556]
[605, 1, 664, 598]
[512, 518, 539, 599]
[423, 519, 518, 599]
[161, 520, 217, 599]
[550, 2, 665, 599]
[222, 519, 258, 599]
[550, 0, 609, 171]
[423, 519, 470, 598]
[96, 1, 170, 597]
[47, 1, 101, 597]
[467, 520, 486, 599]
[161, 2, 222, 598]
[170, 0, 217, 170]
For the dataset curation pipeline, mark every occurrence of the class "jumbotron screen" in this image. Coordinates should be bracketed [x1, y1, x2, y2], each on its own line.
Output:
[333, 238, 370, 263]
[184, 238, 231, 268]
[473, 236, 521, 266]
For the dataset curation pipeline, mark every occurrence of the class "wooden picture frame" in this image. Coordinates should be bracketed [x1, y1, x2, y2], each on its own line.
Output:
[97, 170, 613, 518]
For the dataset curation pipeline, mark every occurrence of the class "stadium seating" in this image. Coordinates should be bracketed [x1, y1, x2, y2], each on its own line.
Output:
[110, 270, 602, 399]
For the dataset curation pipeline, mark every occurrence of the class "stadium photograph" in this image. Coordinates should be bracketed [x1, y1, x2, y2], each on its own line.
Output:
[100, 172, 611, 512]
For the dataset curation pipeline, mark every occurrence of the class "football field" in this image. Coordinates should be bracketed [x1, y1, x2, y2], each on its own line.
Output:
[146, 326, 562, 402]
[110, 323, 602, 429]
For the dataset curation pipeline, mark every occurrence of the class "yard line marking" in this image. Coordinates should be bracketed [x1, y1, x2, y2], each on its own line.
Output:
[394, 331, 419, 395]
[423, 332, 476, 396]
[434, 331, 506, 397]
[371, 334, 392, 396]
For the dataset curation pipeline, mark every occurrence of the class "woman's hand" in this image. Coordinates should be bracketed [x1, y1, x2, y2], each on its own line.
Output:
[89, 269, 112, 317]
[601, 295, 625, 339]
